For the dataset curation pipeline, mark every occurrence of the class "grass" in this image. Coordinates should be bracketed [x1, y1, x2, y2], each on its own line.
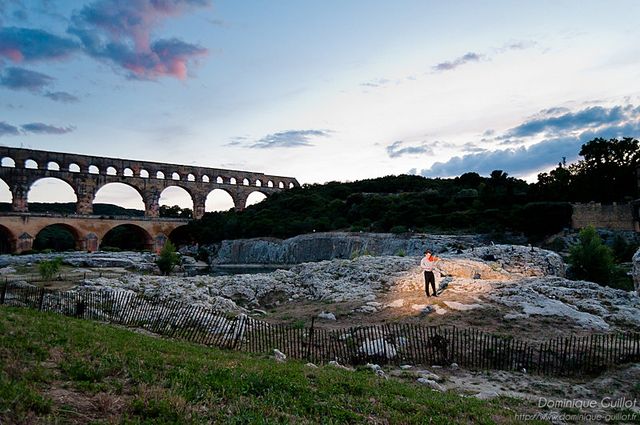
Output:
[0, 306, 545, 424]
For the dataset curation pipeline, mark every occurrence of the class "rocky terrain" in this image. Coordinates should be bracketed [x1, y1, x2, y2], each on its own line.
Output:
[61, 244, 640, 340]
[204, 232, 493, 264]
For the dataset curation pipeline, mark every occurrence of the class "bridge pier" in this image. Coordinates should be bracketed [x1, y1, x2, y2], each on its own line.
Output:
[11, 184, 29, 213]
[16, 232, 33, 253]
[144, 190, 161, 218]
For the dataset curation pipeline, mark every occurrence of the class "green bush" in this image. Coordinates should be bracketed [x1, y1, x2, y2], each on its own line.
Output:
[568, 226, 615, 285]
[38, 257, 63, 281]
[156, 241, 180, 275]
[390, 225, 408, 234]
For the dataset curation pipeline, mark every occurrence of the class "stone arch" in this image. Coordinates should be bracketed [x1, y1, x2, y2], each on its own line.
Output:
[140, 169, 149, 178]
[1, 157, 15, 167]
[33, 223, 81, 251]
[171, 172, 180, 181]
[25, 159, 38, 169]
[106, 166, 117, 176]
[216, 176, 223, 184]
[168, 225, 192, 247]
[100, 224, 153, 251]
[242, 178, 250, 186]
[289, 182, 295, 188]
[93, 182, 145, 211]
[245, 191, 268, 208]
[88, 165, 99, 174]
[0, 177, 12, 204]
[68, 163, 81, 172]
[159, 186, 194, 214]
[278, 182, 285, 189]
[255, 179, 262, 187]
[205, 188, 235, 212]
[202, 175, 210, 183]
[28, 177, 77, 205]
[47, 161, 60, 171]
[123, 167, 134, 177]
[230, 177, 237, 185]
[187, 173, 195, 182]
[0, 224, 15, 254]
[267, 180, 274, 188]
[156, 171, 165, 179]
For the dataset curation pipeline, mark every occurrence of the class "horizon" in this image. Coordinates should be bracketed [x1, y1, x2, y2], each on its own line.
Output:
[1, 1, 640, 209]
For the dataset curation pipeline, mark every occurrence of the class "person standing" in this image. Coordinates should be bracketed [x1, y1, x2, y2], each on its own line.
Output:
[421, 250, 440, 297]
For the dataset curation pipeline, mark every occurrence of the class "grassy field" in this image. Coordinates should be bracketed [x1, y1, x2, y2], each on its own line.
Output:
[0, 306, 543, 424]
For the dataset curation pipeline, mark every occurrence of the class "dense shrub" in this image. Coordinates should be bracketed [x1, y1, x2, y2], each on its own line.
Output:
[156, 241, 180, 275]
[38, 257, 63, 281]
[568, 226, 615, 285]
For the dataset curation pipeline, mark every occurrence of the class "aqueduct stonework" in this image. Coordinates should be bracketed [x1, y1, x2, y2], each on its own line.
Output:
[0, 147, 299, 253]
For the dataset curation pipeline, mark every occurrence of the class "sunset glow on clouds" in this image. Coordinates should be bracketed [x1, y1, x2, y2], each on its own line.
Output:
[1, 1, 640, 208]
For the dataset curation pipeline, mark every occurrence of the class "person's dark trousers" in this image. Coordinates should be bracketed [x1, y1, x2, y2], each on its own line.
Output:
[424, 271, 436, 296]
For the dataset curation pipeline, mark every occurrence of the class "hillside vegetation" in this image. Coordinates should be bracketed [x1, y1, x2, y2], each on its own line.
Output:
[184, 137, 638, 245]
[0, 307, 537, 424]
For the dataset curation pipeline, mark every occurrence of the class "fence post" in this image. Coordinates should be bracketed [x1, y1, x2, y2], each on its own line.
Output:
[38, 287, 45, 311]
[75, 298, 85, 318]
[0, 280, 6, 305]
[306, 317, 316, 361]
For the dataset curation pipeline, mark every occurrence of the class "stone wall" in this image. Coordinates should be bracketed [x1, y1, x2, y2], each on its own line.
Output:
[571, 203, 638, 232]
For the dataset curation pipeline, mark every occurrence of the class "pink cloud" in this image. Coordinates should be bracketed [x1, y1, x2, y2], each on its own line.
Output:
[70, 0, 210, 79]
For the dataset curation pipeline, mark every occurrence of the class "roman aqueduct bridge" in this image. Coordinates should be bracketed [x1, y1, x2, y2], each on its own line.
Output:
[0, 147, 299, 253]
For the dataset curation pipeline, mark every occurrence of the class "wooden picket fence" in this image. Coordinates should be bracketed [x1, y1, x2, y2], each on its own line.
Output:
[1, 281, 639, 376]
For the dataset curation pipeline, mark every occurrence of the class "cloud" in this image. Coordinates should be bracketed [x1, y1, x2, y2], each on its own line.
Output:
[461, 142, 486, 153]
[0, 120, 74, 137]
[0, 27, 78, 62]
[0, 121, 20, 137]
[386, 140, 434, 158]
[361, 78, 390, 88]
[421, 105, 640, 178]
[0, 66, 52, 91]
[248, 129, 331, 149]
[506, 105, 628, 138]
[21, 122, 75, 134]
[432, 52, 482, 72]
[421, 137, 583, 178]
[69, 0, 210, 79]
[44, 91, 79, 103]
[431, 40, 535, 73]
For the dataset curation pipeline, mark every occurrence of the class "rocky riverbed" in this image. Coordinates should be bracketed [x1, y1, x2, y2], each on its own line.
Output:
[56, 244, 639, 340]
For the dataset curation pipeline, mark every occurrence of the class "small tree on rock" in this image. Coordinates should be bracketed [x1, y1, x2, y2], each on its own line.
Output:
[568, 226, 615, 285]
[38, 257, 63, 281]
[156, 240, 180, 275]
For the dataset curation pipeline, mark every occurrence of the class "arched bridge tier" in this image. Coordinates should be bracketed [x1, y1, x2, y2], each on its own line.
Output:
[0, 147, 299, 218]
[0, 213, 189, 253]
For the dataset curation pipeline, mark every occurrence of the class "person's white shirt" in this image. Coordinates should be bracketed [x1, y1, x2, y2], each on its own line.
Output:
[420, 255, 438, 271]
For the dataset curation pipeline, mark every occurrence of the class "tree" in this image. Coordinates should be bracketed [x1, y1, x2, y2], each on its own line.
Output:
[38, 257, 63, 281]
[568, 226, 615, 285]
[538, 137, 640, 202]
[156, 241, 180, 275]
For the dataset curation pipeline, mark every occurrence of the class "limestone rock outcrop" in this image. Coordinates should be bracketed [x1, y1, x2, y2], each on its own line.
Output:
[210, 232, 488, 265]
[0, 251, 157, 272]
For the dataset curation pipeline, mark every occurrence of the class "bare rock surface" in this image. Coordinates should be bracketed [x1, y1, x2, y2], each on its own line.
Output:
[64, 244, 639, 332]
[0, 251, 157, 271]
[210, 232, 489, 264]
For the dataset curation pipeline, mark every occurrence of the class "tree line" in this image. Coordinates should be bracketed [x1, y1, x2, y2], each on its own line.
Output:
[182, 138, 638, 245]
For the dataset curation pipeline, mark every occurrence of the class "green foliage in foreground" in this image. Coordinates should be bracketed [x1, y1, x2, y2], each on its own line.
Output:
[37, 257, 62, 280]
[0, 307, 537, 424]
[569, 226, 616, 286]
[156, 240, 180, 275]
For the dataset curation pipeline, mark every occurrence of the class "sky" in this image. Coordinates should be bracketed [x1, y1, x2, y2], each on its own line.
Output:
[1, 0, 640, 209]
